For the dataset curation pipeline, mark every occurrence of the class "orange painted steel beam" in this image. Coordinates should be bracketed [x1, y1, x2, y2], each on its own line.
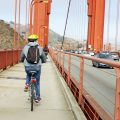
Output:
[115, 68, 120, 120]
[87, 0, 105, 52]
[62, 53, 65, 76]
[30, 0, 51, 47]
[37, 3, 46, 46]
[30, 0, 46, 34]
[68, 54, 71, 86]
[79, 58, 84, 107]
[33, 0, 39, 34]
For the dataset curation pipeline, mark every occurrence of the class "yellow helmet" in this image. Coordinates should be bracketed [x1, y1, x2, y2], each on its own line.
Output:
[28, 34, 39, 41]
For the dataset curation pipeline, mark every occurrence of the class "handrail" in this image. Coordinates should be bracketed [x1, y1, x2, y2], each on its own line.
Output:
[50, 48, 120, 120]
[0, 49, 22, 70]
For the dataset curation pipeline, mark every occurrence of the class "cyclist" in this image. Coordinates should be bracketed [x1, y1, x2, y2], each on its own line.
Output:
[20, 34, 46, 103]
[43, 44, 49, 58]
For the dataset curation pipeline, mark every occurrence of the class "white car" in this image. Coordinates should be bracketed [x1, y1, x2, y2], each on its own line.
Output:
[89, 52, 94, 56]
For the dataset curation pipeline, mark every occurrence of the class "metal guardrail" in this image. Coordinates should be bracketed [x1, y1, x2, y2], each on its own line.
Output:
[0, 49, 21, 70]
[49, 48, 120, 120]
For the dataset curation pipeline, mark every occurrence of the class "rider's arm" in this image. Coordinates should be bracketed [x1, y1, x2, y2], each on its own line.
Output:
[38, 47, 46, 63]
[20, 49, 25, 62]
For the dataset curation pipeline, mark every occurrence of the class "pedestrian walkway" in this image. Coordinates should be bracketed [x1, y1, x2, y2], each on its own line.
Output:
[0, 57, 86, 120]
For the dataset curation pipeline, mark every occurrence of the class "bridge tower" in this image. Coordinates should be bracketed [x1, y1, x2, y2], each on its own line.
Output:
[30, 0, 51, 48]
[87, 0, 105, 52]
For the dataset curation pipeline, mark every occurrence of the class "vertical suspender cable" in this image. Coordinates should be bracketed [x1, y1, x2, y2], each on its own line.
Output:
[107, 0, 111, 50]
[28, 0, 30, 32]
[84, 0, 87, 50]
[82, 0, 86, 51]
[61, 0, 72, 49]
[115, 0, 120, 51]
[18, 0, 21, 48]
[77, 0, 80, 46]
[81, 0, 84, 50]
[83, 0, 86, 50]
[75, 0, 79, 49]
[79, 0, 83, 49]
[25, 0, 28, 41]
[14, 0, 17, 49]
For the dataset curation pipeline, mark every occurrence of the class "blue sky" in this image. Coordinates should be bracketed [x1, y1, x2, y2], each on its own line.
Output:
[0, 0, 120, 46]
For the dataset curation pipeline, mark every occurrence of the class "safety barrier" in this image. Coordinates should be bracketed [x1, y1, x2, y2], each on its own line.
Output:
[0, 49, 21, 70]
[49, 48, 120, 120]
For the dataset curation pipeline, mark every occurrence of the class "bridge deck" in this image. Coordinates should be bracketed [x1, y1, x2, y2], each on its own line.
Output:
[0, 57, 86, 120]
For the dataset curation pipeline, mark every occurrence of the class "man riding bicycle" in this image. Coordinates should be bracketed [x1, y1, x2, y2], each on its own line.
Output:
[20, 34, 46, 103]
[43, 44, 49, 58]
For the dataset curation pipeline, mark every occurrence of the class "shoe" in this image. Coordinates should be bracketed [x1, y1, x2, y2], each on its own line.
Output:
[24, 84, 29, 92]
[34, 97, 41, 103]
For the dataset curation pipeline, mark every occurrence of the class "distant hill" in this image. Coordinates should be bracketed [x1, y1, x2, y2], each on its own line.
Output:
[48, 29, 62, 45]
[48, 29, 82, 50]
[0, 20, 24, 49]
[4, 20, 81, 50]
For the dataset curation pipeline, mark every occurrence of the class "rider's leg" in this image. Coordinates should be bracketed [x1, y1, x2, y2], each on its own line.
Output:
[25, 67, 31, 85]
[24, 67, 31, 91]
[35, 66, 41, 99]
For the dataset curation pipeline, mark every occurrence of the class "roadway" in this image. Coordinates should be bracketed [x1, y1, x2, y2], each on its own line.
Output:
[64, 56, 116, 119]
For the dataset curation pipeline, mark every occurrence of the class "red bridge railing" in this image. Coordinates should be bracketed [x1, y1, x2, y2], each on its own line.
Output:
[0, 49, 21, 70]
[49, 48, 120, 120]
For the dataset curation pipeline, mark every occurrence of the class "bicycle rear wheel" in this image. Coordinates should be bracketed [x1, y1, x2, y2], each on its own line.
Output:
[31, 84, 34, 111]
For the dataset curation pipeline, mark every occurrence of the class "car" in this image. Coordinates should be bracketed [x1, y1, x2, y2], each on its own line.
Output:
[78, 50, 82, 54]
[65, 50, 71, 53]
[81, 51, 94, 56]
[92, 52, 114, 68]
[70, 50, 75, 53]
[110, 52, 119, 61]
[88, 52, 95, 56]
[75, 50, 79, 54]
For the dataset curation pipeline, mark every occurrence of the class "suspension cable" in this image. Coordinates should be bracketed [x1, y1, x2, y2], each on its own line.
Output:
[82, 0, 86, 50]
[107, 0, 111, 50]
[115, 0, 120, 51]
[61, 0, 72, 49]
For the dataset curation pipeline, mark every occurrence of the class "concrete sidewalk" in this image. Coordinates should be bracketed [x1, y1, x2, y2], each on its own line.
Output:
[0, 57, 86, 120]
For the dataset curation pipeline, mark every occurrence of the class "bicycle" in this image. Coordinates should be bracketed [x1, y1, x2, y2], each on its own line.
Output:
[28, 71, 37, 111]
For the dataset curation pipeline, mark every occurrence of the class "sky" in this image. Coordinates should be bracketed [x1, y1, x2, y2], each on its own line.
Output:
[0, 0, 26, 24]
[0, 0, 120, 45]
[49, 0, 69, 36]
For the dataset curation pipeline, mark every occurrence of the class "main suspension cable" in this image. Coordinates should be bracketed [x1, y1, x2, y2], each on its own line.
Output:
[61, 0, 72, 49]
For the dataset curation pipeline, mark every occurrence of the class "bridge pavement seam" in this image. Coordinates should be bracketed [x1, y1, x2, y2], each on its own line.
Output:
[49, 56, 87, 120]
